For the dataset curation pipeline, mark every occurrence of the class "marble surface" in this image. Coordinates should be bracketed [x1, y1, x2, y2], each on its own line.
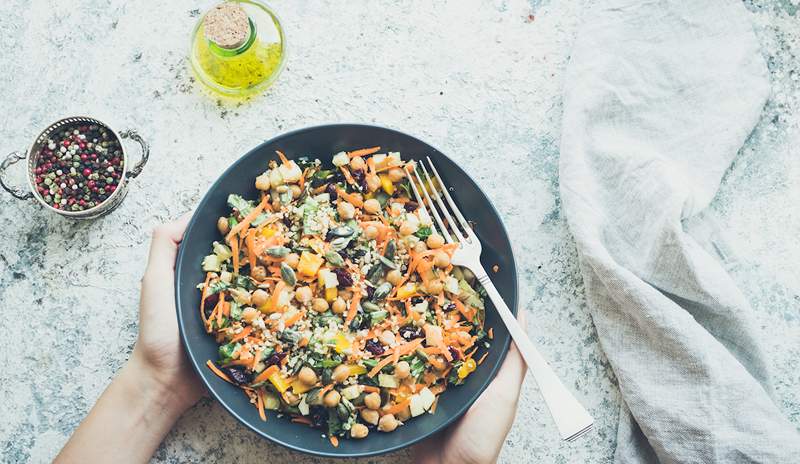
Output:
[0, 1, 798, 463]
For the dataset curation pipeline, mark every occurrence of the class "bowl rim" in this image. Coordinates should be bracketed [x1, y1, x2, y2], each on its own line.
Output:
[175, 123, 519, 458]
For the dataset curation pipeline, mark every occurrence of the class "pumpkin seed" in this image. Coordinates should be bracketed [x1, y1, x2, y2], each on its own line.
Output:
[324, 251, 345, 267]
[366, 263, 385, 283]
[372, 282, 392, 301]
[362, 301, 381, 313]
[383, 240, 396, 260]
[378, 255, 398, 269]
[280, 262, 297, 286]
[266, 246, 290, 258]
[330, 237, 351, 251]
[329, 226, 354, 237]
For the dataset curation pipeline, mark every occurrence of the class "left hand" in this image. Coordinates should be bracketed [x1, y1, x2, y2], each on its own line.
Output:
[131, 214, 205, 412]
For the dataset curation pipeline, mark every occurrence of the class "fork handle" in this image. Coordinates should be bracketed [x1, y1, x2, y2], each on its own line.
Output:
[474, 269, 594, 441]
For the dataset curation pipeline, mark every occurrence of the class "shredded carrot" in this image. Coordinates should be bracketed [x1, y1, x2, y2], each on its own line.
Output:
[488, 327, 494, 340]
[257, 389, 267, 421]
[231, 237, 240, 274]
[381, 398, 411, 416]
[282, 310, 306, 328]
[276, 150, 289, 164]
[348, 146, 381, 158]
[252, 364, 279, 385]
[336, 187, 363, 208]
[291, 416, 313, 425]
[362, 385, 381, 393]
[227, 196, 269, 242]
[269, 281, 286, 312]
[252, 348, 263, 370]
[247, 228, 257, 271]
[368, 355, 395, 378]
[345, 291, 362, 325]
[477, 351, 490, 365]
[340, 166, 356, 186]
[199, 272, 213, 326]
[230, 326, 253, 343]
[206, 360, 233, 384]
[329, 436, 339, 447]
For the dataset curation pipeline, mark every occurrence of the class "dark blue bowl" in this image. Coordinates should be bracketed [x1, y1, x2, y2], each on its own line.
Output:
[175, 124, 518, 458]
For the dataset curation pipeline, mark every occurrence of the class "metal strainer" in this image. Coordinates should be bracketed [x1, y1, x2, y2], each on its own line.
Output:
[0, 116, 149, 220]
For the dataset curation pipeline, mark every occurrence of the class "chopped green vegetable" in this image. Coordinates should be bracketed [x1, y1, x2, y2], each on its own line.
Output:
[414, 226, 432, 240]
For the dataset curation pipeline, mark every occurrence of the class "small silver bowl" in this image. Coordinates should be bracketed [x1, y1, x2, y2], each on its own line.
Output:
[0, 116, 149, 220]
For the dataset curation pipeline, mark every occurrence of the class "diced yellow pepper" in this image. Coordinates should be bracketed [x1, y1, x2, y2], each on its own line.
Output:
[397, 283, 417, 300]
[298, 251, 324, 277]
[290, 379, 314, 394]
[457, 358, 477, 379]
[325, 287, 338, 303]
[334, 333, 351, 353]
[347, 364, 367, 376]
[269, 372, 292, 393]
[379, 174, 395, 195]
[260, 226, 277, 238]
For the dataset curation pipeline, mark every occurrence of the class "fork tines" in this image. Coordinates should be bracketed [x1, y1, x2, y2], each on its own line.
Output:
[404, 157, 475, 246]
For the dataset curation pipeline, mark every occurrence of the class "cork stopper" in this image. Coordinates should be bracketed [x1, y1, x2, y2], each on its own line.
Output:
[203, 2, 251, 49]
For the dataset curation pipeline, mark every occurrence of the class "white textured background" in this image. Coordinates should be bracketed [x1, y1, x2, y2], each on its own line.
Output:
[0, 1, 797, 463]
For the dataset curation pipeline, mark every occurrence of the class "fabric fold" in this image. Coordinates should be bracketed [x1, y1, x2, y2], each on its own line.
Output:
[559, 0, 800, 461]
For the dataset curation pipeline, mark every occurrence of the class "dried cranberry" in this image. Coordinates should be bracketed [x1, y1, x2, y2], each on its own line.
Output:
[310, 408, 327, 428]
[365, 339, 385, 356]
[222, 366, 252, 385]
[325, 182, 338, 201]
[333, 268, 353, 287]
[204, 293, 220, 318]
[351, 169, 368, 191]
[448, 346, 462, 361]
[265, 351, 287, 367]
[399, 325, 423, 340]
[404, 201, 419, 212]
[365, 286, 375, 300]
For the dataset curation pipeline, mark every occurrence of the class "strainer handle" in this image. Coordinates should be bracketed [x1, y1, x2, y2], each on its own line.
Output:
[0, 151, 34, 201]
[120, 130, 150, 179]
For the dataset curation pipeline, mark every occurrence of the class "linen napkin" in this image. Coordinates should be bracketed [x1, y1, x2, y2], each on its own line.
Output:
[558, 0, 800, 462]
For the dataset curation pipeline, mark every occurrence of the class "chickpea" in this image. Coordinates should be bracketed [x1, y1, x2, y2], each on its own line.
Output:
[332, 364, 351, 383]
[386, 269, 403, 286]
[241, 307, 259, 323]
[349, 156, 366, 171]
[332, 297, 347, 314]
[363, 198, 381, 214]
[338, 201, 356, 220]
[394, 360, 411, 379]
[350, 423, 369, 439]
[251, 265, 267, 281]
[289, 184, 302, 199]
[387, 167, 405, 182]
[295, 286, 313, 303]
[283, 391, 300, 406]
[298, 367, 318, 385]
[312, 298, 329, 313]
[413, 241, 428, 253]
[251, 289, 269, 307]
[380, 330, 396, 346]
[433, 251, 451, 268]
[426, 233, 445, 249]
[378, 414, 399, 432]
[285, 253, 300, 269]
[423, 279, 443, 295]
[338, 289, 353, 301]
[323, 390, 341, 408]
[255, 173, 271, 191]
[217, 216, 230, 235]
[399, 221, 418, 236]
[230, 288, 252, 305]
[366, 174, 381, 192]
[360, 408, 380, 425]
[364, 225, 379, 240]
[364, 392, 382, 410]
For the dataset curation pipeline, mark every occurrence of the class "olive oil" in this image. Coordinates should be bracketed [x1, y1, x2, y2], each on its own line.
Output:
[190, 1, 285, 97]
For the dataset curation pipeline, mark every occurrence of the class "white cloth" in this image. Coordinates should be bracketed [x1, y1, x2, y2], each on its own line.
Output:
[559, 0, 800, 462]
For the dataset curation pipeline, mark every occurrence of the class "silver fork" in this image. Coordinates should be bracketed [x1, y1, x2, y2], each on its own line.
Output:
[406, 157, 594, 442]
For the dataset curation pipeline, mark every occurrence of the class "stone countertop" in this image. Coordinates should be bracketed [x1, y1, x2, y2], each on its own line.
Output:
[0, 1, 797, 463]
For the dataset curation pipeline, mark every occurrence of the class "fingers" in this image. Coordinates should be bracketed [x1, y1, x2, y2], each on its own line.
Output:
[486, 311, 528, 397]
[145, 213, 193, 277]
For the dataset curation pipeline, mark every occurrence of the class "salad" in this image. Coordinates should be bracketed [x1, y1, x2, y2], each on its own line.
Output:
[198, 147, 490, 445]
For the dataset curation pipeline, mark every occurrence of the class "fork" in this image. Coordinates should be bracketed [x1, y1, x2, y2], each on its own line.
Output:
[405, 157, 594, 442]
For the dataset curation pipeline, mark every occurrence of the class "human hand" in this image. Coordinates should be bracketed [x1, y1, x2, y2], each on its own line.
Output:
[414, 313, 528, 464]
[130, 214, 205, 414]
